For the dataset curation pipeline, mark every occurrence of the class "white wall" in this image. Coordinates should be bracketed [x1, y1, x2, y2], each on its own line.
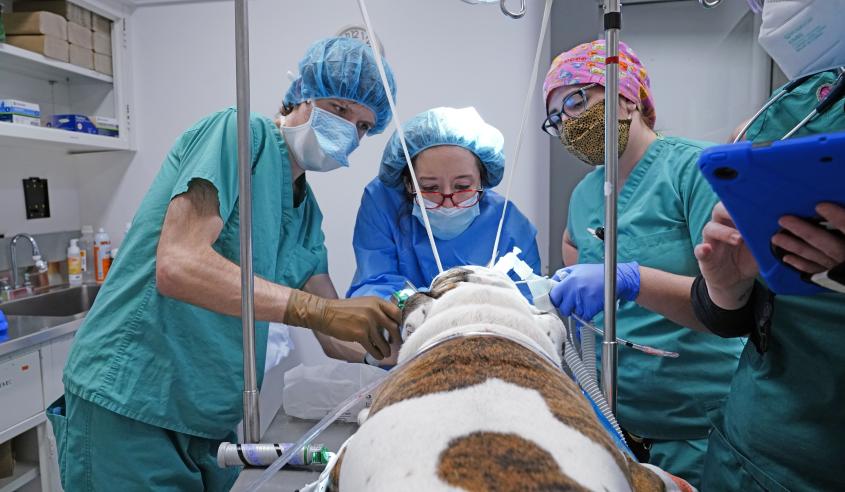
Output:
[621, 0, 770, 142]
[91, 0, 552, 292]
[0, 147, 82, 238]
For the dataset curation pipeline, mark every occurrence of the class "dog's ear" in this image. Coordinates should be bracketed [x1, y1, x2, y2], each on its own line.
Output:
[535, 312, 566, 358]
[429, 267, 471, 296]
[401, 293, 434, 340]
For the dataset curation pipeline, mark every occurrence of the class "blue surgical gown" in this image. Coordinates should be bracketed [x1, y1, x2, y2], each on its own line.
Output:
[347, 178, 541, 299]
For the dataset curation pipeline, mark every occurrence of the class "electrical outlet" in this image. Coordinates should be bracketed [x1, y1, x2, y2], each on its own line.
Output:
[23, 177, 50, 219]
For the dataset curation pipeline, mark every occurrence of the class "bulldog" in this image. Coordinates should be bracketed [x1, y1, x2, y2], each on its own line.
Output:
[326, 266, 693, 491]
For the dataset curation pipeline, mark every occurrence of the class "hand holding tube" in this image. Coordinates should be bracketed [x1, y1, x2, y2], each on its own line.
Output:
[284, 290, 402, 360]
[549, 262, 641, 320]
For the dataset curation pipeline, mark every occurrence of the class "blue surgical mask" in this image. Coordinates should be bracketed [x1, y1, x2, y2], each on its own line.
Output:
[281, 102, 360, 172]
[412, 197, 481, 241]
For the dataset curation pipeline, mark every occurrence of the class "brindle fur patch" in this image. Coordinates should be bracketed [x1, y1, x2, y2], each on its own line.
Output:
[628, 458, 667, 492]
[437, 432, 590, 492]
[367, 336, 631, 481]
[328, 449, 344, 491]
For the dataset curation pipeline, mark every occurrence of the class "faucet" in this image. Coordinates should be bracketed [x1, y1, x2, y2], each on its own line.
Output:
[9, 234, 48, 289]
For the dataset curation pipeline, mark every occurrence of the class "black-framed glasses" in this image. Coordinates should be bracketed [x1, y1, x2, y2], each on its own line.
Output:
[541, 82, 600, 137]
[412, 189, 483, 209]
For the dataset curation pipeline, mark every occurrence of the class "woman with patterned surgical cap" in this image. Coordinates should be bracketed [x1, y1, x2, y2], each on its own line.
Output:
[542, 40, 743, 487]
[54, 37, 399, 490]
[348, 107, 541, 315]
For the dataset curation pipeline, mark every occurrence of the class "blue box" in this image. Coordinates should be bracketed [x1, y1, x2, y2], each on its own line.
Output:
[50, 114, 98, 134]
[0, 310, 7, 342]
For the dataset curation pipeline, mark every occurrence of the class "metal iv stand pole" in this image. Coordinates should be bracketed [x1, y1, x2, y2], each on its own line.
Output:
[601, 0, 621, 417]
[235, 0, 261, 444]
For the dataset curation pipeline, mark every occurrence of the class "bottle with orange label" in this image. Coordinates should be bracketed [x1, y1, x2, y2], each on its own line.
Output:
[79, 225, 95, 282]
[93, 227, 111, 284]
[67, 239, 83, 286]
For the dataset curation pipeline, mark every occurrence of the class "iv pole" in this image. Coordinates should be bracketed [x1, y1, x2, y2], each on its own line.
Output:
[234, 0, 261, 444]
[601, 0, 621, 416]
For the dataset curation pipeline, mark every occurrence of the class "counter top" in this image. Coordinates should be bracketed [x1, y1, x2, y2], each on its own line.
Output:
[0, 314, 83, 358]
[232, 411, 357, 491]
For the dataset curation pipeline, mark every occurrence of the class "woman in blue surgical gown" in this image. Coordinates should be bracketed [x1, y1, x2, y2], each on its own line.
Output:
[347, 106, 540, 300]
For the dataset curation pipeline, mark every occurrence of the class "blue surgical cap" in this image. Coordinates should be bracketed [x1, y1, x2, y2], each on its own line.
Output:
[283, 37, 397, 136]
[379, 107, 506, 188]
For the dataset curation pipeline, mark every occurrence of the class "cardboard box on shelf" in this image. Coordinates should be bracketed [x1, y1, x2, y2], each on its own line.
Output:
[69, 44, 93, 70]
[0, 440, 13, 479]
[91, 115, 118, 137]
[3, 11, 68, 40]
[0, 99, 41, 127]
[93, 30, 110, 55]
[14, 1, 93, 29]
[93, 52, 111, 75]
[67, 21, 91, 49]
[5, 34, 69, 62]
[92, 13, 111, 33]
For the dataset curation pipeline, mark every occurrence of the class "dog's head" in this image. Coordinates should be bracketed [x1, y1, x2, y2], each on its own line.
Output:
[399, 266, 565, 365]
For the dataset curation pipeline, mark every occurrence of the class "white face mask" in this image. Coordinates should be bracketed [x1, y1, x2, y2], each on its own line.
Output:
[758, 0, 845, 81]
[280, 102, 360, 172]
[412, 197, 481, 241]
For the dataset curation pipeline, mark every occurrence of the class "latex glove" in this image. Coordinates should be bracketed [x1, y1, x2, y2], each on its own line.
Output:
[284, 290, 402, 360]
[549, 262, 641, 320]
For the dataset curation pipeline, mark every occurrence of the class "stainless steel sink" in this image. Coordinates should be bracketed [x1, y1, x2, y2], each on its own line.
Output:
[0, 284, 100, 357]
[5, 314, 82, 337]
[1, 284, 100, 317]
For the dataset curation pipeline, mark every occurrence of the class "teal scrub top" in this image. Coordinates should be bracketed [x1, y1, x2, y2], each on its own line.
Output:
[63, 108, 329, 439]
[703, 71, 845, 491]
[567, 136, 745, 440]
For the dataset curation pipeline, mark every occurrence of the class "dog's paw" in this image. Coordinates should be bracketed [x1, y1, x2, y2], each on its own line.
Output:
[357, 408, 371, 425]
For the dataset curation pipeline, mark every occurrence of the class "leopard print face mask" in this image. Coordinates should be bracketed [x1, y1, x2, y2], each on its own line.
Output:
[559, 101, 631, 166]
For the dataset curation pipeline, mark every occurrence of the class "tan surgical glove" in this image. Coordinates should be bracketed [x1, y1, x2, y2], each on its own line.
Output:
[284, 290, 402, 360]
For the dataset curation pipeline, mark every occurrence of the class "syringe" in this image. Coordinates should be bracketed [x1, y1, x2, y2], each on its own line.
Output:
[571, 313, 680, 358]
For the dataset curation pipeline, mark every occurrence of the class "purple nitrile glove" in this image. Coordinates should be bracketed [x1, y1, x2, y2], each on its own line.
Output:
[549, 262, 641, 320]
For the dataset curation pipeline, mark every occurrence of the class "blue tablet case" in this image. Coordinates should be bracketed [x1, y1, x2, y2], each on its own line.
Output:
[698, 132, 845, 295]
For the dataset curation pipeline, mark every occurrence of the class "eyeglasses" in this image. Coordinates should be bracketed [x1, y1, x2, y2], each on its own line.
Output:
[541, 83, 600, 137]
[413, 189, 483, 209]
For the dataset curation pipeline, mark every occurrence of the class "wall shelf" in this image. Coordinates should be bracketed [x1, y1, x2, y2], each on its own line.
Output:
[0, 42, 114, 84]
[0, 123, 130, 153]
[0, 460, 39, 492]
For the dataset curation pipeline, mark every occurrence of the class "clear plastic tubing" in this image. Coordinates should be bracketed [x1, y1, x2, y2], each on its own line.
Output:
[243, 376, 385, 491]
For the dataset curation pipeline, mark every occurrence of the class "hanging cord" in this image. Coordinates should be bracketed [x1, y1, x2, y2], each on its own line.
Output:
[356, 0, 444, 274]
[489, 0, 554, 266]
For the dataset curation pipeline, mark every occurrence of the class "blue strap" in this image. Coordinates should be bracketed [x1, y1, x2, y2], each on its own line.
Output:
[581, 388, 636, 461]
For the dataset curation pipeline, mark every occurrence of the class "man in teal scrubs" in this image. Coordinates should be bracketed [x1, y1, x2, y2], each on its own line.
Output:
[542, 40, 743, 487]
[49, 37, 400, 490]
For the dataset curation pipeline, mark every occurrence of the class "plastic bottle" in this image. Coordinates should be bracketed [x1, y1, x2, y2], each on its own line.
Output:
[216, 442, 331, 468]
[67, 239, 82, 286]
[111, 221, 131, 261]
[93, 228, 111, 284]
[79, 225, 95, 282]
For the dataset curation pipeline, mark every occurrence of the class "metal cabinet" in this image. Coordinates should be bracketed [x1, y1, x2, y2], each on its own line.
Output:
[0, 351, 43, 434]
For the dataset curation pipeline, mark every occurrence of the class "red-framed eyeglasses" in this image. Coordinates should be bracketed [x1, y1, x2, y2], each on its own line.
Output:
[413, 189, 483, 209]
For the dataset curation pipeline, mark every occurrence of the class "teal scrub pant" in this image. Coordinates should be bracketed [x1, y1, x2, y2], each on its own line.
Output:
[46, 392, 239, 491]
[649, 437, 708, 490]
